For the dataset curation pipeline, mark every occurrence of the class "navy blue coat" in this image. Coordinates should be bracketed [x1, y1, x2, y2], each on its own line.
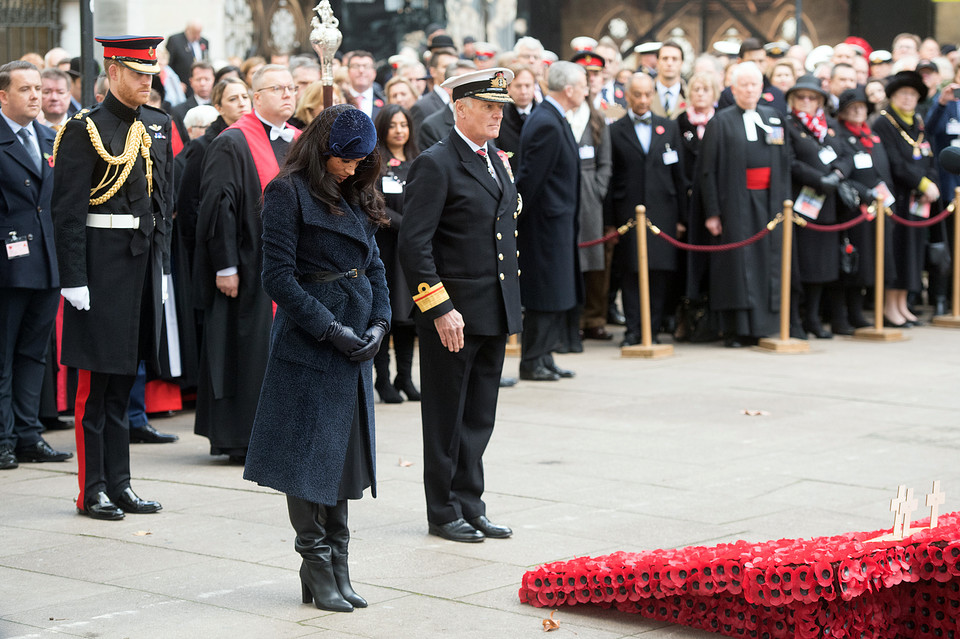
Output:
[0, 119, 58, 289]
[243, 173, 390, 506]
[516, 99, 583, 311]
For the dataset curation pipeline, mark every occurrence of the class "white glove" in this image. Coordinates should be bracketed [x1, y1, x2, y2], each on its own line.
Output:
[61, 286, 91, 311]
[162, 276, 169, 304]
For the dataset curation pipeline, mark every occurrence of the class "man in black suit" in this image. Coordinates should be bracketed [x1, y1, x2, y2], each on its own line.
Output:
[166, 22, 209, 96]
[495, 65, 537, 172]
[171, 61, 215, 142]
[398, 68, 522, 543]
[410, 47, 459, 127]
[417, 60, 475, 150]
[0, 61, 73, 470]
[53, 36, 173, 519]
[344, 51, 385, 121]
[606, 73, 688, 346]
[515, 61, 586, 381]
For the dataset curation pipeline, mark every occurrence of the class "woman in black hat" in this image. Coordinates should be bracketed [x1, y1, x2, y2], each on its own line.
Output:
[785, 75, 854, 337]
[833, 87, 896, 328]
[873, 71, 940, 326]
[244, 104, 389, 612]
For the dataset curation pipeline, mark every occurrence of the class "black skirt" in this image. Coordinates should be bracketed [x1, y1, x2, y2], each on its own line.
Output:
[337, 383, 373, 501]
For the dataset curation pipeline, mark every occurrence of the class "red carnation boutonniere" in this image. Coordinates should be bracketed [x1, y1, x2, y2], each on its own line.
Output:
[762, 92, 774, 102]
[496, 149, 514, 183]
[614, 88, 624, 99]
[388, 157, 401, 167]
[374, 98, 384, 108]
[655, 125, 665, 135]
[43, 152, 54, 168]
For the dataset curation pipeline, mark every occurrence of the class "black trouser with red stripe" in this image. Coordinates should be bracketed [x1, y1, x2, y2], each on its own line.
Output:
[74, 370, 136, 508]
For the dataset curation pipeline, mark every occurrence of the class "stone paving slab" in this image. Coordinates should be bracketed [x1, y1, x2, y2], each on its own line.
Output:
[2, 324, 958, 637]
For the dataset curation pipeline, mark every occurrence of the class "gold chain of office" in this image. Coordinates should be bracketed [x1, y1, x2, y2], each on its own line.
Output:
[53, 117, 153, 206]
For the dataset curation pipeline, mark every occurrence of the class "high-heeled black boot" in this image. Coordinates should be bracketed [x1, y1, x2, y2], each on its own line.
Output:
[802, 283, 832, 338]
[392, 326, 420, 401]
[846, 285, 871, 328]
[288, 496, 353, 612]
[326, 500, 367, 608]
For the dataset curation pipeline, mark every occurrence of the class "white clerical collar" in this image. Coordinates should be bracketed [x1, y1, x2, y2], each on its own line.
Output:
[434, 84, 450, 104]
[254, 109, 289, 134]
[454, 125, 486, 154]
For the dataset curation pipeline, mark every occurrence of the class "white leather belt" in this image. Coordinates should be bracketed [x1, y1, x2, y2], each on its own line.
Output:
[86, 213, 153, 230]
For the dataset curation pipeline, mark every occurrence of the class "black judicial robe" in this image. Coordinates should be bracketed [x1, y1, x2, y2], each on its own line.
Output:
[695, 105, 791, 336]
[192, 119, 288, 455]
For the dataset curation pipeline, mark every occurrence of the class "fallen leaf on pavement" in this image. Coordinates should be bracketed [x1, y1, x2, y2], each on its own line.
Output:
[133, 530, 152, 536]
[398, 458, 413, 467]
[542, 609, 560, 631]
[741, 409, 770, 417]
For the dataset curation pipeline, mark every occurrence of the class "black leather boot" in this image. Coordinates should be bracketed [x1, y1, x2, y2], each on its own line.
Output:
[846, 285, 871, 328]
[288, 496, 353, 612]
[827, 284, 854, 335]
[326, 500, 367, 608]
[802, 284, 832, 338]
[393, 326, 420, 401]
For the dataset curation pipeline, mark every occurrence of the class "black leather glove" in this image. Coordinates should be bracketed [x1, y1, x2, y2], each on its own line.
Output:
[324, 321, 367, 357]
[837, 180, 861, 211]
[350, 319, 389, 362]
[819, 171, 840, 195]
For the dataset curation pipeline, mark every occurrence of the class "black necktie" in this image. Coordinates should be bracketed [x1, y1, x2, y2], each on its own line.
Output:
[519, 111, 527, 123]
[18, 128, 42, 173]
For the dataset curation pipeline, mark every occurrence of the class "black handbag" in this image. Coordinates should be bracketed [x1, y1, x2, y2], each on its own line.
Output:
[840, 234, 859, 276]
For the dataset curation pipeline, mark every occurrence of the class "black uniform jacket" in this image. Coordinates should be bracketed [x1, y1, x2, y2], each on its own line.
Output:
[52, 93, 173, 374]
[398, 131, 522, 336]
[605, 112, 688, 272]
[0, 118, 58, 289]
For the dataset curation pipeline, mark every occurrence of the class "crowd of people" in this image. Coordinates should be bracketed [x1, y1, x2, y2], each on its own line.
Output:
[2, 18, 959, 610]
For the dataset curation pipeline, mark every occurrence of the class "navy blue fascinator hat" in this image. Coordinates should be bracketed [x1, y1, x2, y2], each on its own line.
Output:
[328, 106, 377, 159]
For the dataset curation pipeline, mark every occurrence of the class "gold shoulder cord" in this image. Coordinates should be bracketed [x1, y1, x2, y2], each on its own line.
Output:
[52, 114, 153, 205]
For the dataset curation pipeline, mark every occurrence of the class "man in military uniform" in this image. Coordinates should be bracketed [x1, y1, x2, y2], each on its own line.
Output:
[52, 36, 173, 520]
[399, 68, 522, 543]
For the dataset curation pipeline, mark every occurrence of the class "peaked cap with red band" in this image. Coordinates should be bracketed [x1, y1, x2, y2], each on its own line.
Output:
[571, 51, 605, 71]
[95, 35, 163, 75]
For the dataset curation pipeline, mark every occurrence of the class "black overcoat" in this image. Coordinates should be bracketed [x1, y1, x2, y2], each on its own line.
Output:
[52, 94, 173, 375]
[786, 114, 853, 283]
[376, 154, 415, 325]
[605, 112, 688, 273]
[696, 105, 791, 312]
[398, 131, 522, 336]
[244, 174, 389, 506]
[834, 122, 896, 287]
[516, 100, 583, 312]
[495, 101, 534, 173]
[873, 109, 938, 292]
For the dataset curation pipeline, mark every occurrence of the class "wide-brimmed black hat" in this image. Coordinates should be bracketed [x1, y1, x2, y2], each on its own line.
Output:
[836, 87, 869, 116]
[884, 70, 926, 99]
[785, 74, 829, 103]
[429, 34, 457, 52]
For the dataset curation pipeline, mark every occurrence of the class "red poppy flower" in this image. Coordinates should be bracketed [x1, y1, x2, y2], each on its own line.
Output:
[388, 157, 401, 167]
[762, 92, 774, 102]
[46, 156, 55, 168]
[655, 125, 665, 135]
[374, 98, 384, 108]
[615, 88, 624, 99]
[813, 560, 834, 586]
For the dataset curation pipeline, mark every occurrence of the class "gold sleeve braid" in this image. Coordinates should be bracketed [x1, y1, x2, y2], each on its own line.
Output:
[52, 115, 153, 206]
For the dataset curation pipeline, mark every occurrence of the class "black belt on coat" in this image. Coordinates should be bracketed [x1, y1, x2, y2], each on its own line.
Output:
[296, 268, 366, 283]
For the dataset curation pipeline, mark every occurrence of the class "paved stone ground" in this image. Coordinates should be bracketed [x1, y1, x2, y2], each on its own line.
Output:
[2, 323, 959, 638]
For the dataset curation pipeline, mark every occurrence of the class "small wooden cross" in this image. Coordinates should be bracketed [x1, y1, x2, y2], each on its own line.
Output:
[926, 480, 946, 528]
[890, 485, 919, 539]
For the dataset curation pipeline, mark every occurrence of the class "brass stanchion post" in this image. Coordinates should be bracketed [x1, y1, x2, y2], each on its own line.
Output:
[933, 186, 960, 327]
[855, 197, 904, 340]
[759, 200, 809, 352]
[622, 205, 673, 358]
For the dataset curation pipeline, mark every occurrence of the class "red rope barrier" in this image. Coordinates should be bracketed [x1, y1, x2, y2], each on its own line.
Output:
[649, 223, 774, 253]
[578, 228, 619, 248]
[797, 211, 870, 233]
[888, 205, 954, 228]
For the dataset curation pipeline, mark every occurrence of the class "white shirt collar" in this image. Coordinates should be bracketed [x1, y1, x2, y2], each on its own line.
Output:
[434, 84, 450, 105]
[543, 95, 566, 117]
[254, 109, 287, 133]
[453, 125, 485, 154]
[657, 80, 681, 95]
[1, 110, 30, 136]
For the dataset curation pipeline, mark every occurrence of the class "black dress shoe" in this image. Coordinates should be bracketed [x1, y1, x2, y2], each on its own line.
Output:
[607, 305, 626, 326]
[883, 316, 908, 328]
[499, 376, 518, 388]
[802, 322, 832, 339]
[906, 318, 925, 327]
[428, 518, 485, 543]
[583, 327, 614, 341]
[467, 515, 512, 539]
[518, 366, 560, 381]
[111, 487, 162, 514]
[620, 332, 640, 347]
[78, 491, 125, 520]
[129, 423, 179, 444]
[41, 416, 73, 430]
[545, 363, 575, 378]
[0, 445, 18, 470]
[15, 439, 72, 463]
[831, 322, 855, 336]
